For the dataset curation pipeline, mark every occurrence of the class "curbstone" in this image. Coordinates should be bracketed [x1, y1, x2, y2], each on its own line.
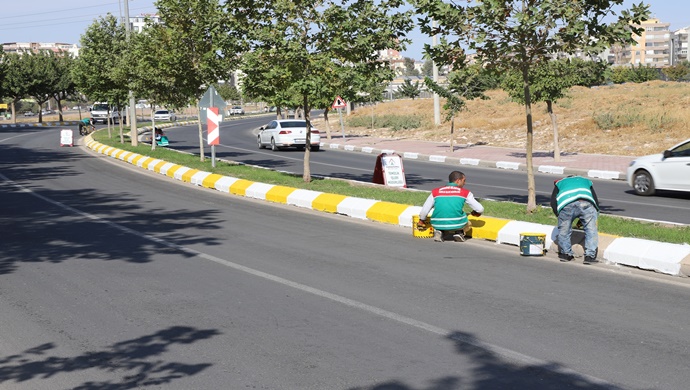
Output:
[85, 136, 686, 276]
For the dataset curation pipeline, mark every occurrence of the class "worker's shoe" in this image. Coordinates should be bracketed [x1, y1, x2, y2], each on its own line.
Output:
[584, 256, 599, 265]
[559, 253, 574, 262]
[453, 232, 466, 242]
[433, 230, 444, 242]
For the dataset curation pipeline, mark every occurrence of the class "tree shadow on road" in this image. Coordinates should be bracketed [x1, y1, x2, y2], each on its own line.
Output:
[348, 330, 624, 390]
[0, 326, 219, 389]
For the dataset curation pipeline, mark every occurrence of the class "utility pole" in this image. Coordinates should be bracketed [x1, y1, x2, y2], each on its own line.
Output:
[432, 19, 441, 126]
[123, 0, 138, 146]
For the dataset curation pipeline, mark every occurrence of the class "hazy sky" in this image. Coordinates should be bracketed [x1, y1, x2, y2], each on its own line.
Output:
[1, 0, 687, 60]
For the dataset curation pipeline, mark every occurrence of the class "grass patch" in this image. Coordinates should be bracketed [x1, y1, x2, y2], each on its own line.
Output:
[347, 114, 422, 131]
[92, 130, 689, 245]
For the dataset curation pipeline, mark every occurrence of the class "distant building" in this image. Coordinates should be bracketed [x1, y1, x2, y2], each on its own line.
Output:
[610, 18, 672, 68]
[126, 13, 161, 33]
[671, 26, 690, 64]
[2, 42, 79, 57]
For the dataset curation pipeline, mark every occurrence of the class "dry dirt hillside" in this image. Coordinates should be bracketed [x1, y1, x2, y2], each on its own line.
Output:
[316, 80, 690, 157]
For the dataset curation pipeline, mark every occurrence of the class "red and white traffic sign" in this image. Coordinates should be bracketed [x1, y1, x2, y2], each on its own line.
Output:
[332, 95, 347, 109]
[207, 107, 219, 145]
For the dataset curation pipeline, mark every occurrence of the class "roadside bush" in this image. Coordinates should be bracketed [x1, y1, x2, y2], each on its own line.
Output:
[347, 114, 422, 131]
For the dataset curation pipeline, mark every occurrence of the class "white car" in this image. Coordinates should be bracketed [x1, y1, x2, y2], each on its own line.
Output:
[627, 138, 690, 196]
[257, 119, 321, 151]
[152, 110, 176, 122]
[229, 106, 244, 115]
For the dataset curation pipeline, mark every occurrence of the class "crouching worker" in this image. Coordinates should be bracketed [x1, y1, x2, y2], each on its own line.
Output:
[550, 175, 600, 264]
[417, 171, 484, 242]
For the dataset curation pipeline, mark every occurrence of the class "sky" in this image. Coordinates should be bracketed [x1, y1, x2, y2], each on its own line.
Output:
[1, 0, 687, 61]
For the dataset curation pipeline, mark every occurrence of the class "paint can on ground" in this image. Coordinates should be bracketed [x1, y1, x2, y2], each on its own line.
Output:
[412, 215, 434, 238]
[519, 232, 546, 256]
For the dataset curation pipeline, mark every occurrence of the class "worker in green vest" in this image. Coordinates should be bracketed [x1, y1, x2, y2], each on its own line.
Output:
[550, 176, 600, 264]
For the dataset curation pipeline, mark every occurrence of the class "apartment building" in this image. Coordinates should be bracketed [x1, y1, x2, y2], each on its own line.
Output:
[2, 42, 79, 57]
[611, 18, 672, 68]
[671, 26, 690, 64]
[126, 13, 161, 33]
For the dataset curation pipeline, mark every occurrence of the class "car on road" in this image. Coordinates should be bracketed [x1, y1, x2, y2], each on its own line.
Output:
[257, 119, 321, 151]
[229, 106, 244, 115]
[152, 110, 176, 122]
[23, 111, 35, 116]
[627, 138, 690, 196]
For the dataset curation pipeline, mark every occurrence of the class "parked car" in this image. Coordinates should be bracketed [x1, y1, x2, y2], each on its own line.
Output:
[23, 111, 35, 116]
[257, 119, 321, 151]
[152, 110, 176, 122]
[229, 106, 244, 115]
[626, 138, 690, 196]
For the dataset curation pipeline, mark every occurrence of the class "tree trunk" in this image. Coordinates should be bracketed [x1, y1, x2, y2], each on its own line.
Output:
[151, 104, 157, 151]
[323, 107, 332, 140]
[303, 94, 311, 183]
[449, 116, 455, 152]
[547, 100, 561, 162]
[522, 66, 537, 213]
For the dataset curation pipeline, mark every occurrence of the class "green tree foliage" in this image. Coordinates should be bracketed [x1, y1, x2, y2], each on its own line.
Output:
[225, 0, 413, 182]
[396, 79, 422, 99]
[421, 60, 433, 77]
[628, 64, 660, 83]
[73, 14, 128, 138]
[403, 57, 420, 76]
[23, 52, 60, 124]
[0, 53, 32, 122]
[662, 61, 690, 81]
[141, 0, 243, 156]
[569, 58, 609, 87]
[215, 82, 242, 103]
[413, 0, 650, 212]
[52, 54, 77, 122]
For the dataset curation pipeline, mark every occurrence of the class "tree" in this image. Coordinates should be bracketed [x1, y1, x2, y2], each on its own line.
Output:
[628, 63, 659, 83]
[24, 52, 60, 124]
[215, 82, 242, 102]
[569, 58, 609, 87]
[403, 57, 420, 76]
[397, 79, 422, 99]
[226, 0, 413, 182]
[421, 59, 433, 77]
[414, 0, 650, 213]
[73, 14, 128, 139]
[0, 53, 32, 122]
[424, 62, 490, 152]
[52, 54, 77, 122]
[139, 0, 240, 159]
[662, 61, 690, 81]
[502, 59, 576, 162]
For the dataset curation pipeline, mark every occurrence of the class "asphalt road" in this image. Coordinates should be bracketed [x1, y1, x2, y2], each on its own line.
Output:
[160, 115, 690, 225]
[2, 125, 690, 389]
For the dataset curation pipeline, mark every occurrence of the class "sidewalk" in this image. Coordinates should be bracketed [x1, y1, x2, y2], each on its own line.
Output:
[320, 135, 634, 181]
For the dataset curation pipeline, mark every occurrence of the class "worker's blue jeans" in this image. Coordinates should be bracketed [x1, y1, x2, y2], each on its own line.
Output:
[557, 200, 599, 258]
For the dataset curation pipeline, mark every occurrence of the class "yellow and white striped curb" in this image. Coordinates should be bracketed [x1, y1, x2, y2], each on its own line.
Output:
[85, 137, 690, 277]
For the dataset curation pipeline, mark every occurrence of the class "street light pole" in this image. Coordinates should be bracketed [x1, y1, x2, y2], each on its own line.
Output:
[123, 0, 138, 146]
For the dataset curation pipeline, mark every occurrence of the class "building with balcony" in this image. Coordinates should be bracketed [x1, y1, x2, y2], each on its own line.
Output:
[671, 26, 690, 65]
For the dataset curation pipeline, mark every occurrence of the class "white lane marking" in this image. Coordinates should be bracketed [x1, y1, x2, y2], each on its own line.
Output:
[0, 172, 616, 387]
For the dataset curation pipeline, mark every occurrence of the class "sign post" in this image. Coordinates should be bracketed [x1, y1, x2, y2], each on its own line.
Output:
[207, 107, 220, 167]
[332, 95, 347, 140]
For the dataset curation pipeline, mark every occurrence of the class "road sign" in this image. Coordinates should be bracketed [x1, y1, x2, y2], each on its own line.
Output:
[199, 85, 226, 123]
[60, 129, 73, 147]
[207, 107, 219, 146]
[372, 153, 406, 188]
[332, 95, 347, 109]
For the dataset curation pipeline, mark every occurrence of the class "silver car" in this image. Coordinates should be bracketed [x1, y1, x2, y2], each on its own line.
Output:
[627, 138, 690, 195]
[152, 110, 176, 122]
[257, 120, 321, 151]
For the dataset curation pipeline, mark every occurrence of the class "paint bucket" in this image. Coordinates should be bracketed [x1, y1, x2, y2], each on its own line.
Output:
[519, 233, 546, 256]
[412, 215, 434, 238]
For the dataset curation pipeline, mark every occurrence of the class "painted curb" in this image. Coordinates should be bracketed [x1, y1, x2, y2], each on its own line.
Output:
[85, 136, 689, 276]
[322, 142, 626, 181]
